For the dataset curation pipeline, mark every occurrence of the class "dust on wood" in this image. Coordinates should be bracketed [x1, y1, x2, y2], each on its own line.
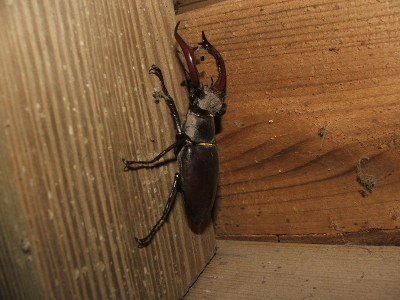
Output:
[316, 122, 330, 157]
[356, 157, 376, 197]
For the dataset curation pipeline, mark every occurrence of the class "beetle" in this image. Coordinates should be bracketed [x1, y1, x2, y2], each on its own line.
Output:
[123, 22, 226, 247]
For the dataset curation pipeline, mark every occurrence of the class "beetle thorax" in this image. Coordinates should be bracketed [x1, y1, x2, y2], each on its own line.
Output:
[183, 110, 215, 144]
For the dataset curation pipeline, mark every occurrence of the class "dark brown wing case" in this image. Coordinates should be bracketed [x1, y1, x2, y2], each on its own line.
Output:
[179, 144, 219, 225]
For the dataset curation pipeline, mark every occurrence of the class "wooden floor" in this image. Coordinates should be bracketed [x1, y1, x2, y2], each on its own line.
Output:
[185, 240, 400, 299]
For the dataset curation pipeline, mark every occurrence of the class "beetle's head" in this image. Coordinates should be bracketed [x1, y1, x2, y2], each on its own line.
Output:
[175, 22, 227, 116]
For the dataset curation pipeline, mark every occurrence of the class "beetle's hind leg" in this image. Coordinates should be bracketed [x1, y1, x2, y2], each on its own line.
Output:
[135, 173, 181, 247]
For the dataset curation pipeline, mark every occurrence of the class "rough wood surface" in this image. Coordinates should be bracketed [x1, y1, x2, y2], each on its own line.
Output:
[175, 0, 224, 14]
[178, 0, 400, 244]
[185, 240, 400, 299]
[0, 1, 215, 299]
[219, 228, 400, 246]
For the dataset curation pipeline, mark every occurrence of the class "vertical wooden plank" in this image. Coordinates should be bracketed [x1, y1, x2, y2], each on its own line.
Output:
[0, 132, 44, 300]
[0, 0, 215, 299]
[178, 0, 400, 244]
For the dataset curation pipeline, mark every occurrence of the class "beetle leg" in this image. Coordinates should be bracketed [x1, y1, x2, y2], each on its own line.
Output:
[122, 133, 187, 170]
[122, 141, 178, 170]
[135, 173, 181, 247]
[149, 65, 183, 137]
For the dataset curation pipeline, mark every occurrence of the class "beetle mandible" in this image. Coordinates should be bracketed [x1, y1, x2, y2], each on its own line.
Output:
[123, 22, 226, 247]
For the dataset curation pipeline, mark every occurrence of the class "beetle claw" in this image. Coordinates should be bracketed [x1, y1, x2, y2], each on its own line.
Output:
[135, 237, 147, 248]
[122, 158, 130, 171]
[175, 22, 200, 88]
[199, 31, 226, 94]
[175, 22, 226, 96]
[175, 22, 226, 99]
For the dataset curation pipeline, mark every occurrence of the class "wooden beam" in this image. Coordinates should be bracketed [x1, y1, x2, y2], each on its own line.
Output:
[0, 1, 215, 298]
[178, 0, 400, 244]
[186, 240, 400, 299]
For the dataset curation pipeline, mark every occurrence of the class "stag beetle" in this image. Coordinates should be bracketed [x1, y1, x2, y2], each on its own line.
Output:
[123, 22, 226, 247]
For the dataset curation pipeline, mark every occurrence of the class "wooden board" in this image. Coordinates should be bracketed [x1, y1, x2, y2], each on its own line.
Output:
[175, 0, 224, 14]
[185, 240, 400, 299]
[178, 0, 400, 244]
[0, 1, 215, 299]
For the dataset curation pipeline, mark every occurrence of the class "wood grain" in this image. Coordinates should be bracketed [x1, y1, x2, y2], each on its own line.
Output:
[175, 0, 224, 14]
[0, 0, 215, 299]
[185, 240, 400, 299]
[178, 0, 400, 244]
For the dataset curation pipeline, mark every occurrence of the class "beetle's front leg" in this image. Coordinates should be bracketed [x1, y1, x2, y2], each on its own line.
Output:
[123, 65, 187, 169]
[135, 173, 182, 247]
[150, 65, 184, 137]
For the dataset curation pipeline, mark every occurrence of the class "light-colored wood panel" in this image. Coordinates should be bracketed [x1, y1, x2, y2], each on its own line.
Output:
[175, 0, 224, 14]
[0, 130, 44, 300]
[185, 240, 400, 299]
[0, 1, 215, 299]
[178, 0, 400, 244]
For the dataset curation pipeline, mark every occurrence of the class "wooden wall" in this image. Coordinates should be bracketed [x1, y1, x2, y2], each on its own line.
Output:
[1, 0, 399, 298]
[178, 0, 400, 245]
[0, 1, 215, 299]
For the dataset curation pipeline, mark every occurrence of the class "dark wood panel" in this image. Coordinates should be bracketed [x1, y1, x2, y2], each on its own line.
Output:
[178, 0, 400, 244]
